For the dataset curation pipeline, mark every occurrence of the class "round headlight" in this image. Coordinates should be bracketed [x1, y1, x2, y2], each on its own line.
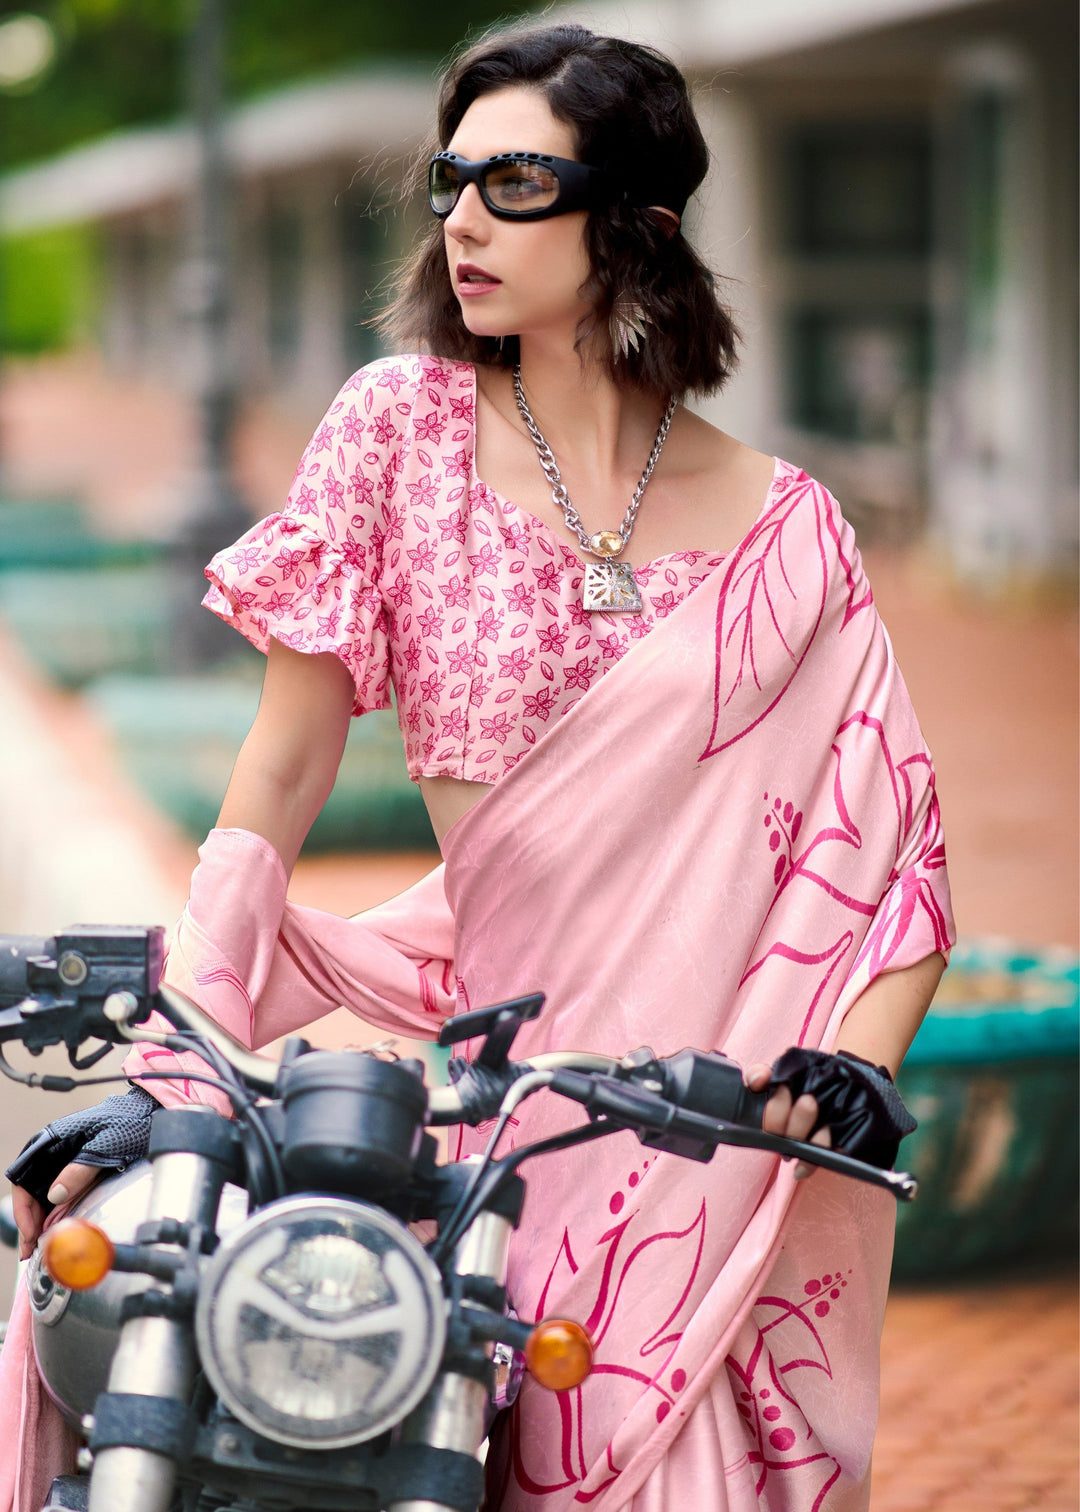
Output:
[195, 1197, 446, 1449]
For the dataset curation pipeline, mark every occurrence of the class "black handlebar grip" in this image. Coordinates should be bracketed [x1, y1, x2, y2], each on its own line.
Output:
[660, 1049, 767, 1129]
[0, 936, 49, 1009]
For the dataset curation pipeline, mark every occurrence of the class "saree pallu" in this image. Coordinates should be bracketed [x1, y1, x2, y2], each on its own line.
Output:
[434, 476, 954, 1512]
[2, 471, 952, 1512]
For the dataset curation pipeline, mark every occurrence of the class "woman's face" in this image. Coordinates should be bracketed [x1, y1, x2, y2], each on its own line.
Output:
[442, 86, 595, 347]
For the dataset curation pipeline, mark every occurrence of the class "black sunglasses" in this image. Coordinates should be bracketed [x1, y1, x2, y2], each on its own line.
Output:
[428, 151, 601, 221]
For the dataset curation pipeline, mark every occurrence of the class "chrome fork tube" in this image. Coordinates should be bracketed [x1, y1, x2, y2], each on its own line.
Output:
[147, 1147, 223, 1231]
[88, 1115, 234, 1512]
[388, 1208, 513, 1512]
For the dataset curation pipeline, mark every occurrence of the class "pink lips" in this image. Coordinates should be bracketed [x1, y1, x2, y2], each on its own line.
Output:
[456, 261, 502, 296]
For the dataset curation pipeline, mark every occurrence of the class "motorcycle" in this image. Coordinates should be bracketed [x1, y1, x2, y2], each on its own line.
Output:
[0, 924, 917, 1512]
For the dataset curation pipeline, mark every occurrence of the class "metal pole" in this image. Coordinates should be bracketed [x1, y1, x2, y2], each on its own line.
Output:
[171, 0, 248, 667]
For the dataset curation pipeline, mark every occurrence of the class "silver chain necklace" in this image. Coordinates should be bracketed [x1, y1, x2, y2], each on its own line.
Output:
[512, 364, 677, 613]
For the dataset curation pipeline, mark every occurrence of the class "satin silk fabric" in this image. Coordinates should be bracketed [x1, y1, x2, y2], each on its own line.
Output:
[1, 469, 952, 1511]
[438, 471, 952, 1512]
[0, 1207, 79, 1512]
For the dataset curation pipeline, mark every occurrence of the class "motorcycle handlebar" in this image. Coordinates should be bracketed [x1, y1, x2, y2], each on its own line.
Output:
[426, 1052, 618, 1122]
[154, 985, 280, 1095]
[158, 990, 621, 1117]
[0, 953, 916, 1200]
[0, 937, 49, 1009]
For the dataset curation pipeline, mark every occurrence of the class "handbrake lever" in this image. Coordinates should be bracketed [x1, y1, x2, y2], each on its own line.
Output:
[549, 1068, 917, 1201]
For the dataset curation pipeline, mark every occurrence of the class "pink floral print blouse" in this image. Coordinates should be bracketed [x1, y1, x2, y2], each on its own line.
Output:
[204, 354, 763, 784]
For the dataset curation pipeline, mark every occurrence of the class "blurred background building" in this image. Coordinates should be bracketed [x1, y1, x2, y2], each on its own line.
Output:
[2, 66, 427, 413]
[1, 0, 1075, 581]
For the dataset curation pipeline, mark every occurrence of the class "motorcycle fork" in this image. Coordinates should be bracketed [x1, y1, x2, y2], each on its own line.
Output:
[86, 1111, 234, 1512]
[388, 1207, 512, 1512]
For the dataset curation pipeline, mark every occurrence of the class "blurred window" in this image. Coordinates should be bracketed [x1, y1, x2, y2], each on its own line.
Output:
[781, 121, 931, 444]
[340, 195, 384, 371]
[788, 308, 929, 445]
[787, 124, 931, 256]
[959, 90, 1004, 355]
[264, 203, 303, 375]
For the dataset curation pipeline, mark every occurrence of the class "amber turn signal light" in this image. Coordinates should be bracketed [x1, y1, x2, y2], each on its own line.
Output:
[42, 1219, 115, 1291]
[525, 1319, 593, 1391]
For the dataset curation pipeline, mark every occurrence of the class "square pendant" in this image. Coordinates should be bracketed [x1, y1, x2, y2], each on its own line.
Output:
[583, 561, 643, 613]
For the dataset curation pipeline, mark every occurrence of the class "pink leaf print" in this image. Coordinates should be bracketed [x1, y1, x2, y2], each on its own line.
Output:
[701, 480, 829, 759]
[825, 504, 874, 629]
[740, 713, 946, 1041]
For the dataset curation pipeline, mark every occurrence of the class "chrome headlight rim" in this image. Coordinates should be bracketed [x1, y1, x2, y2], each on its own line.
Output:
[195, 1195, 446, 1451]
[27, 1247, 72, 1326]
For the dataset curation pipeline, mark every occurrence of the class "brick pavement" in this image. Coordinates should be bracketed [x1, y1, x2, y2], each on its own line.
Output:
[873, 1267, 1078, 1511]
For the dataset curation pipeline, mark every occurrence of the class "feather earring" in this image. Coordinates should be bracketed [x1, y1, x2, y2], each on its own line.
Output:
[609, 297, 649, 360]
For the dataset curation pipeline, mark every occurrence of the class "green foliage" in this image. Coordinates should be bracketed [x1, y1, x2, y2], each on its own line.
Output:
[2, 2, 186, 168]
[0, 222, 101, 351]
[0, 0, 524, 172]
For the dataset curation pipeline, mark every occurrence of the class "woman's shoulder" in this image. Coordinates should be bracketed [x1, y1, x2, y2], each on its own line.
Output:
[337, 353, 476, 413]
[687, 411, 844, 510]
[674, 410, 855, 569]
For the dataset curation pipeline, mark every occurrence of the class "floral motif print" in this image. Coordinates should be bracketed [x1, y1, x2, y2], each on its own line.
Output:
[203, 355, 732, 783]
[724, 1267, 857, 1511]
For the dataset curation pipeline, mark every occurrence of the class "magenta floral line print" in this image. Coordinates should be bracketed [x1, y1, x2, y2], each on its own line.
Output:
[727, 1270, 856, 1510]
[825, 500, 874, 630]
[504, 1196, 707, 1499]
[738, 705, 948, 1036]
[700, 476, 829, 760]
[740, 934, 854, 1045]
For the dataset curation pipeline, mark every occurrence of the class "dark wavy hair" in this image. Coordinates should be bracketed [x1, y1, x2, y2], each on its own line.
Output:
[379, 23, 740, 397]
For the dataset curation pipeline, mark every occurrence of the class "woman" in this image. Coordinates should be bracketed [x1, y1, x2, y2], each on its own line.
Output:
[6, 23, 953, 1512]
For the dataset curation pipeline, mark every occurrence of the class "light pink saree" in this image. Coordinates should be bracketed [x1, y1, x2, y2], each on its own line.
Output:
[4, 471, 952, 1512]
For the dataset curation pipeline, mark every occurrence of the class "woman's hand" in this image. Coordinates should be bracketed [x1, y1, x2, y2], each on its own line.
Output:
[744, 1064, 830, 1180]
[744, 953, 947, 1181]
[6, 1086, 159, 1257]
[11, 1164, 103, 1259]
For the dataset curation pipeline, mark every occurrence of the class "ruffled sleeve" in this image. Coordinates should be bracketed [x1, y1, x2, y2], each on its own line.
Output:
[202, 357, 421, 714]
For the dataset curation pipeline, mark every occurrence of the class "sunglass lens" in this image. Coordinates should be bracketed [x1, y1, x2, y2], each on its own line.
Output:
[483, 160, 560, 214]
[429, 158, 461, 215]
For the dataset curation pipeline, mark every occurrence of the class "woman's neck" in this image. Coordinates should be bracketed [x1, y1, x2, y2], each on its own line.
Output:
[513, 333, 666, 485]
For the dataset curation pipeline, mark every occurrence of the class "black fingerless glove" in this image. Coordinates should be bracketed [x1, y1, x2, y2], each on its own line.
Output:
[768, 1048, 916, 1169]
[5, 1085, 158, 1210]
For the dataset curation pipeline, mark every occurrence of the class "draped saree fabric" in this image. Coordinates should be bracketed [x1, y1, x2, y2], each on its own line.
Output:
[0, 469, 953, 1512]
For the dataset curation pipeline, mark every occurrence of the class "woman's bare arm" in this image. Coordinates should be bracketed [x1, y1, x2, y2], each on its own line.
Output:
[216, 639, 357, 875]
[831, 952, 946, 1075]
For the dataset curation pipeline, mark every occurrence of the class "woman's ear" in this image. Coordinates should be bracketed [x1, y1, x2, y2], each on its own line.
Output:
[646, 205, 682, 238]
